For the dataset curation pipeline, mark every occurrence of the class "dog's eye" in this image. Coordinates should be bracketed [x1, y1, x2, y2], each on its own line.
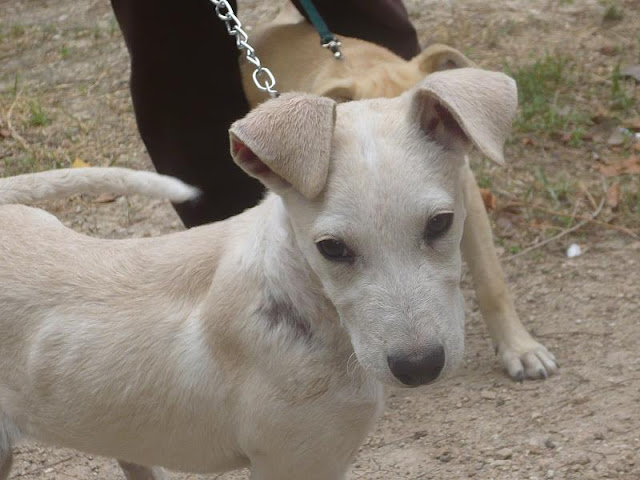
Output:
[425, 212, 454, 241]
[316, 238, 354, 262]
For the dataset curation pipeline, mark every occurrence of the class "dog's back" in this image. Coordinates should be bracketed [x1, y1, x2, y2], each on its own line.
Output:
[240, 5, 471, 106]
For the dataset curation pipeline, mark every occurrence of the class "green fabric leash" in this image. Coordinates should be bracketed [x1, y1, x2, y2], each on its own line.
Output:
[298, 0, 343, 59]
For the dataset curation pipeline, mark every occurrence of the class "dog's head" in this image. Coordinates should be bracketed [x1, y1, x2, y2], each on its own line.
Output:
[230, 68, 517, 387]
[315, 44, 473, 102]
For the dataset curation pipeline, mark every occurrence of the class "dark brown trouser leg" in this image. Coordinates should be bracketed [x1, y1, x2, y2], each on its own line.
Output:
[111, 0, 264, 227]
[291, 0, 420, 60]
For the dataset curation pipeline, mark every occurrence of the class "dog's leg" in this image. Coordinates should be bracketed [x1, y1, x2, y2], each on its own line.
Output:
[249, 450, 349, 480]
[0, 416, 15, 480]
[250, 467, 345, 480]
[461, 164, 558, 380]
[118, 460, 168, 480]
[0, 448, 12, 480]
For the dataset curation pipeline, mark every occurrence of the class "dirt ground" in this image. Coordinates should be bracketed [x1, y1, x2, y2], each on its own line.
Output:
[1, 0, 639, 479]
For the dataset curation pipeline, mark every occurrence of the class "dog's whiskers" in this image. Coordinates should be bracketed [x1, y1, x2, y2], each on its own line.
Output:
[346, 352, 359, 377]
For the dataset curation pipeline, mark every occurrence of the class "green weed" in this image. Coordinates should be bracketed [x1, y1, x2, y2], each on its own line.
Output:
[11, 74, 20, 97]
[475, 172, 492, 189]
[10, 24, 25, 37]
[506, 54, 589, 139]
[29, 101, 50, 127]
[568, 127, 587, 148]
[611, 64, 635, 112]
[535, 167, 570, 207]
[602, 4, 624, 22]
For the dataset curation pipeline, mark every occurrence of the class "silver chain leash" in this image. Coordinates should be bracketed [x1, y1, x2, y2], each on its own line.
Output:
[209, 0, 279, 98]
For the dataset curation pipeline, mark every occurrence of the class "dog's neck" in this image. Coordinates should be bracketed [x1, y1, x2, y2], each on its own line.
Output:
[253, 194, 340, 335]
[195, 192, 366, 388]
[209, 193, 346, 350]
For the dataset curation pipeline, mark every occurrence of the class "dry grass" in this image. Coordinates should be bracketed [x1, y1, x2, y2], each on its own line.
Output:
[403, 0, 640, 253]
[0, 5, 144, 181]
[1, 0, 639, 253]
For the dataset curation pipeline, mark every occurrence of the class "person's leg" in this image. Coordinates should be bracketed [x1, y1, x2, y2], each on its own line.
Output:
[111, 0, 264, 227]
[291, 0, 420, 60]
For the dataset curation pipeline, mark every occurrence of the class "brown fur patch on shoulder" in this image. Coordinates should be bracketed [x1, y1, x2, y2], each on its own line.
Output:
[258, 293, 312, 340]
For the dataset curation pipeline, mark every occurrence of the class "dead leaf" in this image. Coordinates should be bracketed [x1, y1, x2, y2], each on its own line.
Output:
[494, 212, 521, 239]
[599, 44, 618, 56]
[591, 107, 612, 124]
[72, 158, 91, 168]
[94, 193, 117, 203]
[597, 156, 640, 176]
[606, 182, 620, 209]
[495, 218, 515, 238]
[479, 188, 497, 211]
[500, 203, 522, 215]
[621, 64, 640, 83]
[0, 128, 10, 138]
[607, 129, 626, 146]
[624, 117, 640, 131]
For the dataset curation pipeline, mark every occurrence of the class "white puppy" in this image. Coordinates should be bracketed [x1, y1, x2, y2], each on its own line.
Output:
[240, 5, 557, 382]
[0, 69, 551, 480]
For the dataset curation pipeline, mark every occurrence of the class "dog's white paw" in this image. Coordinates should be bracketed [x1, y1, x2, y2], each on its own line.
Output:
[497, 335, 558, 381]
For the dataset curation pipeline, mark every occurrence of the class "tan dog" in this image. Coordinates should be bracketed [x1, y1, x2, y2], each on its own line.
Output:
[240, 5, 556, 381]
[1, 69, 548, 480]
[240, 4, 471, 106]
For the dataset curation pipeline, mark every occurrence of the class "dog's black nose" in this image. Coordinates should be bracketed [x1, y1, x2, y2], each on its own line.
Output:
[388, 345, 445, 387]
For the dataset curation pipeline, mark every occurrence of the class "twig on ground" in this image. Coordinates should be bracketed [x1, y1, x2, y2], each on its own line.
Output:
[506, 197, 606, 261]
[12, 456, 75, 478]
[578, 181, 598, 210]
[4, 86, 32, 152]
[57, 471, 83, 480]
[543, 376, 639, 415]
[86, 69, 108, 96]
[535, 330, 613, 338]
[59, 108, 89, 134]
[568, 196, 582, 227]
[504, 202, 639, 239]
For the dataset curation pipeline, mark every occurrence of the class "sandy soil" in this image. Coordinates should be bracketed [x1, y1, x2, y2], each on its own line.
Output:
[1, 0, 638, 479]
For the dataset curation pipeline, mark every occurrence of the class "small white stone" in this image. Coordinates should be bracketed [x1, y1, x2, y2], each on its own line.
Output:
[567, 243, 582, 258]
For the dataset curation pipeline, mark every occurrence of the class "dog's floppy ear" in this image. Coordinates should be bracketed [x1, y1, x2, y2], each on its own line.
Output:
[414, 68, 517, 165]
[229, 93, 336, 199]
[412, 44, 473, 74]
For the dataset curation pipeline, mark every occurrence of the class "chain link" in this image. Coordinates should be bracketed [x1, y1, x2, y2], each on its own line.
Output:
[209, 0, 278, 98]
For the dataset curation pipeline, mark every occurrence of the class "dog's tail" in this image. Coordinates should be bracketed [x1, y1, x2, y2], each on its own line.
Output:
[0, 167, 200, 205]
